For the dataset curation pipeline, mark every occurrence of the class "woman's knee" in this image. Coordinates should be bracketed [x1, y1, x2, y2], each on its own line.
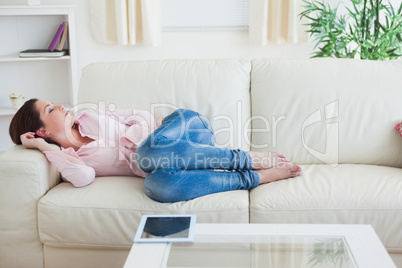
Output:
[171, 109, 199, 125]
[176, 108, 197, 116]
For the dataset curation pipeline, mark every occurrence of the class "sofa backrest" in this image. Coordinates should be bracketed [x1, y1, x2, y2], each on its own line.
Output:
[78, 59, 252, 151]
[251, 58, 402, 167]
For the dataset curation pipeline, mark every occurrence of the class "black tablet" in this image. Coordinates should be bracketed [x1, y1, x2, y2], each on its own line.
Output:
[134, 215, 197, 243]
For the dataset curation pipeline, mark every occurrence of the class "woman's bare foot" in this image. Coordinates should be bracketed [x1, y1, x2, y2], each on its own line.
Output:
[248, 151, 289, 170]
[257, 163, 302, 184]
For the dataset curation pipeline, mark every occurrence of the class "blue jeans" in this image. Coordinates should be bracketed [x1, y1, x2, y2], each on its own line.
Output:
[136, 109, 260, 203]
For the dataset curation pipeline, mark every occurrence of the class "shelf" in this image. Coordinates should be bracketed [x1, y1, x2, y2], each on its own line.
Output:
[0, 6, 75, 16]
[0, 55, 71, 62]
[0, 103, 73, 116]
[0, 107, 18, 116]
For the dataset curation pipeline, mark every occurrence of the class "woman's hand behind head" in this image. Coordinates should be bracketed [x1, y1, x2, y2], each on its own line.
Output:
[20, 131, 50, 151]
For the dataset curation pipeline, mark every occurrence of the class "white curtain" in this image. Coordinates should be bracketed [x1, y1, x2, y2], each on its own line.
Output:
[90, 0, 161, 46]
[249, 0, 309, 45]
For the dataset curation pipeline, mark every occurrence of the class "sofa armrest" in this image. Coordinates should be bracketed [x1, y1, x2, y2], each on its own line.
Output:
[0, 145, 60, 268]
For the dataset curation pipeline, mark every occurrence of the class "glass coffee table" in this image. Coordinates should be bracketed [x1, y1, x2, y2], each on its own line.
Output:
[124, 224, 396, 268]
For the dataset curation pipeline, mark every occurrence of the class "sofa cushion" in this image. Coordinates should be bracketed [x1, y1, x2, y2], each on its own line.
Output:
[251, 58, 402, 166]
[38, 176, 249, 247]
[78, 59, 252, 150]
[250, 164, 402, 251]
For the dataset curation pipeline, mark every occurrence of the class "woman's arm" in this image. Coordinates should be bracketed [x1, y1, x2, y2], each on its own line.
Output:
[20, 132, 84, 165]
[20, 132, 95, 187]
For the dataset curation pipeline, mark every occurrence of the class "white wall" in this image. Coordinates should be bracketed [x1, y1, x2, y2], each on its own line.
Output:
[71, 0, 314, 71]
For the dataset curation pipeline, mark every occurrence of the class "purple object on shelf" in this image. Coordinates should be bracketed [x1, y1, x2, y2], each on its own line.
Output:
[48, 23, 65, 51]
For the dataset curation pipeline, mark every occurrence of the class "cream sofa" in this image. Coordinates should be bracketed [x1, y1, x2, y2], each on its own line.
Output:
[0, 58, 401, 268]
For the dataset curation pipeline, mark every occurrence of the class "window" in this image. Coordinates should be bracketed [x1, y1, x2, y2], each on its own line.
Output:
[161, 0, 249, 30]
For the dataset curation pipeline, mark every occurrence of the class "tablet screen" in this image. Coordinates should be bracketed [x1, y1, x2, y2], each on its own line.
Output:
[134, 215, 196, 243]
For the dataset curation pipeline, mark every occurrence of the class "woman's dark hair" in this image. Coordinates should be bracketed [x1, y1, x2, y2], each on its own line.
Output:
[9, 98, 59, 146]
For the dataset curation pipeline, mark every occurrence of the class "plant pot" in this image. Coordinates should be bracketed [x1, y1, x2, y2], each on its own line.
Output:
[11, 98, 24, 110]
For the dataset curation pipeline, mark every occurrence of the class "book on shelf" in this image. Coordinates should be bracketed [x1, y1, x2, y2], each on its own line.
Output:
[19, 21, 69, 58]
[19, 49, 68, 58]
[48, 23, 65, 51]
[56, 22, 68, 51]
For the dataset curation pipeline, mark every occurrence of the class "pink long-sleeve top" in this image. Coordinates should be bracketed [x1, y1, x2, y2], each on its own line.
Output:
[43, 108, 162, 187]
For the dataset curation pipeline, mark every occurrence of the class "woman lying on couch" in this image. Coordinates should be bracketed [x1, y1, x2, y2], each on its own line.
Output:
[9, 99, 302, 202]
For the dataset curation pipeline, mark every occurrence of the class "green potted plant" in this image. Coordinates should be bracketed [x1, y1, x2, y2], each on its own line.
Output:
[299, 0, 402, 60]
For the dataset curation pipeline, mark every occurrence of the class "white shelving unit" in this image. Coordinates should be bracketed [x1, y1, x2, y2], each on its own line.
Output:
[0, 5, 78, 151]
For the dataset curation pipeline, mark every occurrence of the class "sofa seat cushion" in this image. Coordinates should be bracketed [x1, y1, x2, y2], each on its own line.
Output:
[38, 176, 249, 247]
[250, 164, 402, 252]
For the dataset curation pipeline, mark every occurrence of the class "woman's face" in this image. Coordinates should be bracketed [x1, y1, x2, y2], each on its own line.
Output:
[35, 100, 75, 140]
